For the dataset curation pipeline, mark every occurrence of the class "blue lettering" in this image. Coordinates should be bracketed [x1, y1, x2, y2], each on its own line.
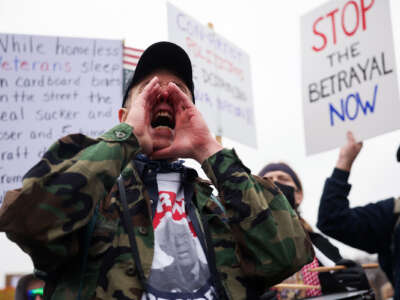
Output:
[329, 100, 345, 126]
[345, 94, 359, 121]
[329, 84, 378, 126]
[194, 89, 213, 107]
[177, 13, 186, 32]
[359, 84, 378, 115]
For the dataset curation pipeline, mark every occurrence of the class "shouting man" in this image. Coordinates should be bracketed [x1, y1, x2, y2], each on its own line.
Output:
[0, 42, 313, 300]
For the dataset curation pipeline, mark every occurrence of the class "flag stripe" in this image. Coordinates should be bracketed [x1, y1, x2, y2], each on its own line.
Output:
[124, 53, 141, 59]
[123, 45, 142, 72]
[123, 61, 137, 66]
[124, 46, 144, 53]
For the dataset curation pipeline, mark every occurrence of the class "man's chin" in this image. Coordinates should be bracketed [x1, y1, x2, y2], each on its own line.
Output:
[152, 126, 174, 136]
[153, 141, 173, 152]
[149, 127, 176, 158]
[152, 135, 174, 151]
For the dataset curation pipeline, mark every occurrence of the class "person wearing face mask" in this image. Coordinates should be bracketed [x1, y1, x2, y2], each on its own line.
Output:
[258, 162, 371, 299]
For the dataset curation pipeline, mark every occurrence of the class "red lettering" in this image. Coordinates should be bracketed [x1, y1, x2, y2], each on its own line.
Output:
[310, 0, 375, 52]
[342, 1, 360, 36]
[20, 61, 29, 71]
[360, 0, 374, 30]
[186, 36, 196, 49]
[65, 62, 72, 73]
[186, 36, 243, 79]
[326, 8, 339, 45]
[2, 61, 11, 71]
[40, 62, 49, 72]
[312, 16, 327, 52]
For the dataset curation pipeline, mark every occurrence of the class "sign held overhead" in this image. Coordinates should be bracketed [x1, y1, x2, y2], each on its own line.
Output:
[301, 0, 400, 155]
[167, 2, 257, 148]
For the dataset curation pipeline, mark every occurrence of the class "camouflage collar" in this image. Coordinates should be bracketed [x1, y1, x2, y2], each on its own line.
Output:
[193, 179, 213, 213]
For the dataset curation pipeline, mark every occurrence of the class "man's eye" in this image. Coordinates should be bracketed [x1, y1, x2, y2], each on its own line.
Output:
[174, 82, 186, 92]
[139, 81, 151, 93]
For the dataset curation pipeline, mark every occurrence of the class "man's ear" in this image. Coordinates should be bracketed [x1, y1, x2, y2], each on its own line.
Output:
[118, 108, 128, 122]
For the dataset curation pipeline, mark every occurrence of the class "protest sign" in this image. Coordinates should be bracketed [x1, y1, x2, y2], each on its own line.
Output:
[301, 0, 400, 155]
[167, 2, 257, 147]
[0, 33, 122, 205]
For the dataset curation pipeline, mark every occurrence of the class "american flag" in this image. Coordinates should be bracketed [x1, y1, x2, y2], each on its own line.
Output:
[123, 46, 143, 71]
[123, 45, 143, 90]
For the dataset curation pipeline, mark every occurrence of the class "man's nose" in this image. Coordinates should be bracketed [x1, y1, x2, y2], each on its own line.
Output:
[159, 82, 170, 90]
[157, 90, 172, 104]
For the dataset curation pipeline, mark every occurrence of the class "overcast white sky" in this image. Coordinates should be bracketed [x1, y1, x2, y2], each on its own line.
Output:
[0, 0, 399, 288]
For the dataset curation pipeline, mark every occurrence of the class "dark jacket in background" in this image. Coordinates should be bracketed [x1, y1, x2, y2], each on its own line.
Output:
[317, 168, 400, 300]
[308, 231, 348, 294]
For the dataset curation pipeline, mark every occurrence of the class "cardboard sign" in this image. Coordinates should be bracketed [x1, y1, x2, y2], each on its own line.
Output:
[301, 0, 400, 155]
[0, 33, 122, 205]
[167, 2, 257, 147]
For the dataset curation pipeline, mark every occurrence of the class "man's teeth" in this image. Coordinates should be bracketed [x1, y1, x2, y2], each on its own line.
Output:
[155, 111, 172, 120]
[151, 109, 175, 129]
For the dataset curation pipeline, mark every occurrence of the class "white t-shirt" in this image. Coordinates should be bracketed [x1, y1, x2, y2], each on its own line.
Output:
[143, 172, 216, 300]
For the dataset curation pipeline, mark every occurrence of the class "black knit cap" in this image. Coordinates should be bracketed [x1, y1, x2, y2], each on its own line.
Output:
[258, 163, 302, 192]
[122, 41, 195, 107]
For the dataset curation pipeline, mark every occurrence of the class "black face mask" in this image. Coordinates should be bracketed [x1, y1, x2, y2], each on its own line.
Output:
[274, 182, 296, 209]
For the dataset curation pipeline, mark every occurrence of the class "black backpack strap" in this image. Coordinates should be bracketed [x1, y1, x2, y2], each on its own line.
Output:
[182, 170, 228, 299]
[133, 157, 159, 218]
[201, 214, 229, 300]
[117, 175, 149, 300]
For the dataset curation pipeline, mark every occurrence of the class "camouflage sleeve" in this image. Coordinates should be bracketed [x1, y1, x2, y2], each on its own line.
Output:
[202, 148, 314, 286]
[0, 123, 140, 274]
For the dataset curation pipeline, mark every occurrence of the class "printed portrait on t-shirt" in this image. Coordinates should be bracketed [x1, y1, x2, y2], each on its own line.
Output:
[144, 173, 215, 300]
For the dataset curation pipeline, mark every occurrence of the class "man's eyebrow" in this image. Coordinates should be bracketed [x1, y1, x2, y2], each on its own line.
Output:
[138, 80, 151, 92]
[174, 81, 187, 92]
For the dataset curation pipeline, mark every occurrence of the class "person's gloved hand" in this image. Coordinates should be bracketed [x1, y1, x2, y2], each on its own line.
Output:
[260, 290, 278, 300]
[334, 259, 370, 290]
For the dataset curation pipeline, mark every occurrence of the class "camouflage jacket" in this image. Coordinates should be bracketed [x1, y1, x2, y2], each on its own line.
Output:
[0, 123, 313, 300]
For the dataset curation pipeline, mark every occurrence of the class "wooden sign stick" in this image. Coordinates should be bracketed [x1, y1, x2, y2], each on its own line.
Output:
[310, 263, 379, 272]
[207, 21, 223, 146]
[273, 283, 321, 290]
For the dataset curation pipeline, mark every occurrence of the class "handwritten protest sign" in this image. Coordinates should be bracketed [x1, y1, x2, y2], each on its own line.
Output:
[167, 2, 257, 147]
[301, 0, 400, 155]
[0, 33, 122, 205]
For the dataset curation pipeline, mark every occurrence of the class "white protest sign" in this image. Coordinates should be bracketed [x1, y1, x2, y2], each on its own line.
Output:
[167, 2, 257, 148]
[0, 33, 122, 204]
[301, 0, 400, 155]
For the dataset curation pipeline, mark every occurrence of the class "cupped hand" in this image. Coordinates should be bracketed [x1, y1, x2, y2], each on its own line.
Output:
[151, 82, 222, 163]
[124, 76, 160, 155]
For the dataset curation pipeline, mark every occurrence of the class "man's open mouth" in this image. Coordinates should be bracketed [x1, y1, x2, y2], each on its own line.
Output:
[151, 109, 175, 129]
